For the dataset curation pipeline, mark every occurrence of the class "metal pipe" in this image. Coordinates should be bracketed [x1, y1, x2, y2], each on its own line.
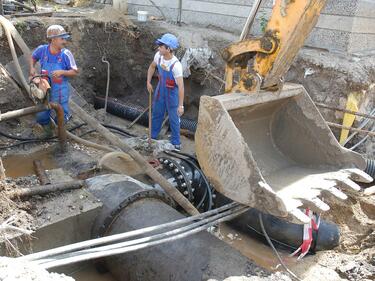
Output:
[315, 103, 375, 121]
[8, 180, 85, 199]
[177, 0, 182, 25]
[127, 106, 149, 129]
[48, 102, 67, 150]
[21, 201, 237, 262]
[326, 122, 375, 137]
[94, 96, 198, 132]
[239, 0, 264, 41]
[0, 104, 48, 121]
[86, 177, 266, 281]
[37, 206, 247, 268]
[101, 56, 110, 112]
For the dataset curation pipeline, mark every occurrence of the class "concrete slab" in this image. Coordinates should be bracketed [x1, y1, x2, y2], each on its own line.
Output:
[0, 185, 102, 257]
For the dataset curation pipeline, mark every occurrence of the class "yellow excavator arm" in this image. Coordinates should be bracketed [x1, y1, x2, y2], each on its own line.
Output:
[195, 0, 373, 223]
[223, 0, 328, 93]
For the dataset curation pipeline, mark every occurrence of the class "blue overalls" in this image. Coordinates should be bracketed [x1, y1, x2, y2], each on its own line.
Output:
[36, 46, 70, 125]
[151, 58, 181, 145]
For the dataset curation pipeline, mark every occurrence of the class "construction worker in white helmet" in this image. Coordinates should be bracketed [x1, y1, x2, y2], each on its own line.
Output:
[29, 24, 79, 137]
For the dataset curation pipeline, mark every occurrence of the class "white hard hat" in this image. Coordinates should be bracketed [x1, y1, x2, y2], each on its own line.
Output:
[46, 25, 70, 39]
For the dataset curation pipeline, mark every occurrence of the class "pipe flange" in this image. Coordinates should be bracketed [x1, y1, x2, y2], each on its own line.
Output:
[98, 189, 176, 237]
[158, 157, 194, 201]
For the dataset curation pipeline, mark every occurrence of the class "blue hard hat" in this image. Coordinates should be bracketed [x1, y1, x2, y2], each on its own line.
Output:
[155, 33, 179, 50]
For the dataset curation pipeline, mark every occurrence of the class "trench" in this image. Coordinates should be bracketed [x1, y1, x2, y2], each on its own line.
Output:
[0, 12, 374, 281]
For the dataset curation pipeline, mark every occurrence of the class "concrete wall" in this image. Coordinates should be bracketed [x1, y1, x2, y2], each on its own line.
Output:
[121, 0, 375, 54]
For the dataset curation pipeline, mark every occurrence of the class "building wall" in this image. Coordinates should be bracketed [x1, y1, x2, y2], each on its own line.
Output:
[121, 0, 375, 54]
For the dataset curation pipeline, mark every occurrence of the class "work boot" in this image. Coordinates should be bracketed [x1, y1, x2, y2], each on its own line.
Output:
[173, 144, 181, 151]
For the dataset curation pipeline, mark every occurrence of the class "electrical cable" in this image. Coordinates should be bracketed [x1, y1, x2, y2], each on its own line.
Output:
[37, 205, 249, 269]
[21, 202, 239, 262]
[258, 213, 302, 281]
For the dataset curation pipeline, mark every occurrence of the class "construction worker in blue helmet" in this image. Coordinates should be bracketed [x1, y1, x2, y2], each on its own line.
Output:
[29, 24, 79, 138]
[147, 33, 184, 150]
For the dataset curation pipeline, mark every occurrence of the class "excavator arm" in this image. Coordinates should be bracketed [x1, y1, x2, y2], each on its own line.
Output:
[195, 0, 373, 223]
[223, 0, 327, 93]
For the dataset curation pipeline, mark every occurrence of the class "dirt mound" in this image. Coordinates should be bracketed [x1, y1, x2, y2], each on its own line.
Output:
[88, 6, 133, 28]
[323, 192, 375, 254]
[0, 257, 74, 281]
[0, 178, 35, 255]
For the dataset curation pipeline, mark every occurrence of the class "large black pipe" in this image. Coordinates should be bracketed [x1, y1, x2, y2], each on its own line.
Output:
[94, 96, 198, 133]
[215, 195, 340, 253]
[87, 175, 281, 281]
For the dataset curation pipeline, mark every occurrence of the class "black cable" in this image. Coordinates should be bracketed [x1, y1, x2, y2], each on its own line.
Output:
[0, 123, 86, 141]
[0, 139, 58, 150]
[164, 150, 213, 211]
[246, 224, 298, 251]
[170, 149, 199, 164]
[259, 213, 302, 281]
[101, 124, 137, 137]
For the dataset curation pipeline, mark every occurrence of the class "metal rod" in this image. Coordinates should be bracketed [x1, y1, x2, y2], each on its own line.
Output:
[326, 122, 375, 137]
[160, 116, 169, 136]
[127, 106, 149, 129]
[69, 101, 199, 216]
[148, 90, 152, 148]
[315, 103, 375, 121]
[102, 56, 110, 113]
[8, 180, 85, 199]
[33, 160, 51, 185]
[239, 0, 264, 41]
[0, 104, 48, 121]
[177, 0, 182, 24]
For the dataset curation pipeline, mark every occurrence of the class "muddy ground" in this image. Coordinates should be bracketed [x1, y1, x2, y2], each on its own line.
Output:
[0, 6, 374, 281]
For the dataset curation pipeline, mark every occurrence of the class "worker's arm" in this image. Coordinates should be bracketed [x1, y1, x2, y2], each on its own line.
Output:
[29, 56, 37, 78]
[52, 69, 79, 78]
[147, 61, 157, 94]
[176, 77, 184, 116]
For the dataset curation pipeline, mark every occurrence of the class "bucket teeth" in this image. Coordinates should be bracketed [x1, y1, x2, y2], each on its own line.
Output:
[335, 177, 361, 192]
[342, 168, 373, 183]
[320, 185, 348, 200]
[299, 197, 330, 213]
[289, 209, 311, 224]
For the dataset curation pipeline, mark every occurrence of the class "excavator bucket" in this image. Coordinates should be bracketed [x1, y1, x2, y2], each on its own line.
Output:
[195, 83, 373, 223]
